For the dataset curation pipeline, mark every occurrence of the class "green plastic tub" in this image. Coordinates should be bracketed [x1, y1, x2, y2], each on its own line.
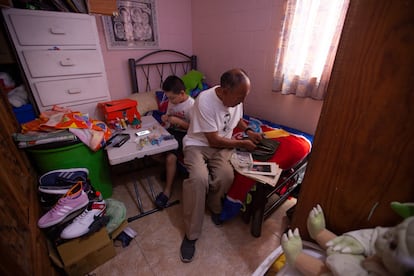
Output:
[27, 142, 112, 198]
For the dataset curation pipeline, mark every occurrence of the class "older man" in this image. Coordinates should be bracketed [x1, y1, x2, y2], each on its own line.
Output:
[180, 68, 263, 262]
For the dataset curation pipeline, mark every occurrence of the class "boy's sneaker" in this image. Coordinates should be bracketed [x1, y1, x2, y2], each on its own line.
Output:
[38, 181, 89, 228]
[155, 192, 169, 209]
[60, 199, 106, 239]
[39, 168, 89, 194]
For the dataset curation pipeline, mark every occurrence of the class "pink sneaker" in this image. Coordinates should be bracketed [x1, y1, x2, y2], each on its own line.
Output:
[38, 182, 89, 228]
[60, 200, 106, 239]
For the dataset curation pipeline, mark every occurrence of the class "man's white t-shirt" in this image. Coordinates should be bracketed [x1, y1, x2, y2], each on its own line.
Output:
[183, 86, 243, 148]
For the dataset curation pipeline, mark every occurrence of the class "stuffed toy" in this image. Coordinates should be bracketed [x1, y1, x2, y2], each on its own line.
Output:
[281, 202, 414, 275]
[181, 70, 204, 94]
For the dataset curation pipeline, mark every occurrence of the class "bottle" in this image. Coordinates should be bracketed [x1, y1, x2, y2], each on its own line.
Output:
[120, 118, 127, 129]
[95, 191, 104, 202]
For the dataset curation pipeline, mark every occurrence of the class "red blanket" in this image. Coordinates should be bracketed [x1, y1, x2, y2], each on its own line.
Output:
[220, 119, 312, 221]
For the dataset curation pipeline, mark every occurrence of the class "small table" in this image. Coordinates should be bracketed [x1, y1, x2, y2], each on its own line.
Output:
[106, 115, 179, 222]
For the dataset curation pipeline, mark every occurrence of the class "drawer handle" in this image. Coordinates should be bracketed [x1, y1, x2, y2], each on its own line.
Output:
[60, 58, 75, 66]
[67, 89, 81, 94]
[49, 27, 66, 35]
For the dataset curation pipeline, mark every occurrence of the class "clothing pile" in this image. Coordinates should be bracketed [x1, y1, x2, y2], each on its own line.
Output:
[14, 105, 111, 151]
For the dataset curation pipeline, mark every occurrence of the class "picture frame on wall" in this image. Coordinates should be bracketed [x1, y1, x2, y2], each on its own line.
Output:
[102, 0, 159, 50]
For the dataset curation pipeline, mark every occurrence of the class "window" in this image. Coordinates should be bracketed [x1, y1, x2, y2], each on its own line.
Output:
[273, 0, 349, 100]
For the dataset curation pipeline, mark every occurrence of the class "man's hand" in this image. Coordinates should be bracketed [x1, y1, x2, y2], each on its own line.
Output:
[247, 131, 263, 144]
[241, 139, 257, 151]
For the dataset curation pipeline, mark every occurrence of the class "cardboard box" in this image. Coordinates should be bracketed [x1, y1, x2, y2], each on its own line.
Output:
[109, 220, 128, 240]
[48, 227, 116, 276]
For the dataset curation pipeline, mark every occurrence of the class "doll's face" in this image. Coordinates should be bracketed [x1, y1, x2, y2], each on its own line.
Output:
[375, 218, 414, 275]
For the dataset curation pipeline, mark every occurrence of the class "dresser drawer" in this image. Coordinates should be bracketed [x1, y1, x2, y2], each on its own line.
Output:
[23, 50, 103, 78]
[7, 13, 96, 46]
[35, 77, 109, 107]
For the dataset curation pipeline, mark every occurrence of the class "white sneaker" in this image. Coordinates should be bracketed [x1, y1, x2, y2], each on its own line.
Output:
[60, 200, 106, 239]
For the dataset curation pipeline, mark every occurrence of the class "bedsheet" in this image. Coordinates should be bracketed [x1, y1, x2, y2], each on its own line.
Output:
[220, 116, 313, 222]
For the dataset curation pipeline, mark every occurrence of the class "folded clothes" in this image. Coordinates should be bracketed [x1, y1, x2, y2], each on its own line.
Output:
[13, 130, 78, 148]
[18, 105, 111, 151]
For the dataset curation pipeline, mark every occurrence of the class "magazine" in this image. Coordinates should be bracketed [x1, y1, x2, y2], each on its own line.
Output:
[231, 150, 253, 169]
[230, 152, 282, 187]
[242, 161, 278, 176]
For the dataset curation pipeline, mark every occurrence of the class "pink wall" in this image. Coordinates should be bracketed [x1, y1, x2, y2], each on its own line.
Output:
[94, 0, 193, 100]
[191, 0, 323, 134]
[95, 0, 322, 135]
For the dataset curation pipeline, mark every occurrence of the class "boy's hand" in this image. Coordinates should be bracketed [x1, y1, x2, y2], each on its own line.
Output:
[168, 116, 177, 125]
[161, 114, 169, 123]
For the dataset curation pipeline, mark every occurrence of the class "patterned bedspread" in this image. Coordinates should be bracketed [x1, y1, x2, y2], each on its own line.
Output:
[220, 116, 313, 221]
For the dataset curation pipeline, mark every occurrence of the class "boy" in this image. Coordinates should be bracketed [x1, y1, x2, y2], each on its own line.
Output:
[155, 75, 195, 208]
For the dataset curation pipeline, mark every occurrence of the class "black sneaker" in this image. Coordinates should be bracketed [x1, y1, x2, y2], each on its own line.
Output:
[155, 192, 169, 209]
[211, 213, 223, 227]
[180, 236, 196, 263]
[39, 168, 89, 194]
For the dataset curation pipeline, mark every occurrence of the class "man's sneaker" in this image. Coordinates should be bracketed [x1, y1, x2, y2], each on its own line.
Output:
[60, 199, 106, 239]
[180, 236, 197, 263]
[39, 168, 89, 194]
[38, 181, 89, 228]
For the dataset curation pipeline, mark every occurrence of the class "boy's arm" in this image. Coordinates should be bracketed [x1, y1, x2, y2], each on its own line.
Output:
[168, 116, 190, 130]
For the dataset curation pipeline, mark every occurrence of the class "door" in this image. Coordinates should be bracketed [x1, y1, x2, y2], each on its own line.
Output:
[291, 0, 414, 240]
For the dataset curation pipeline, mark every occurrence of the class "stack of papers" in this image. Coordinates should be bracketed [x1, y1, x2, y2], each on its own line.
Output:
[230, 151, 282, 187]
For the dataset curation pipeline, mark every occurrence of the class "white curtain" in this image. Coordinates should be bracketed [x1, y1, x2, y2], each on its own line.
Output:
[273, 0, 349, 100]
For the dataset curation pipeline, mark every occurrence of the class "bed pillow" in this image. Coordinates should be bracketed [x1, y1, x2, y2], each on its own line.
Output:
[155, 91, 169, 113]
[127, 91, 158, 115]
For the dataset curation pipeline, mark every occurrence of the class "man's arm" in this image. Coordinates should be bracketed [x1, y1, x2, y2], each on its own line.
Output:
[237, 119, 263, 144]
[237, 119, 250, 132]
[204, 131, 256, 151]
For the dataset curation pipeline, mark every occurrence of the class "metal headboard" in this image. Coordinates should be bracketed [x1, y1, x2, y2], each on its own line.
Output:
[128, 49, 197, 93]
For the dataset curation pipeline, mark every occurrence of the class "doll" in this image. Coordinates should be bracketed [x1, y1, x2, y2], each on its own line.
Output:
[281, 202, 414, 275]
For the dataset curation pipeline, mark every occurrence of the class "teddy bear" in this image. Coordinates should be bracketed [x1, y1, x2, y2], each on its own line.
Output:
[281, 202, 414, 275]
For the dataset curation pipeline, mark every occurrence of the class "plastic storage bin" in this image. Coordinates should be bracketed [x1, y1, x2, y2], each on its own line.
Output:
[12, 103, 36, 124]
[27, 142, 112, 198]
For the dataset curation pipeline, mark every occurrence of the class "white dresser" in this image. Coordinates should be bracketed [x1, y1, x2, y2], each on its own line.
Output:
[2, 8, 111, 119]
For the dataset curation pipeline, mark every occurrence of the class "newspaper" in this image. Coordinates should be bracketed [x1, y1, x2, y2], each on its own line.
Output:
[230, 151, 282, 187]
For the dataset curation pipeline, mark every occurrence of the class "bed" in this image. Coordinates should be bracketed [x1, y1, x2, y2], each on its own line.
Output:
[127, 49, 313, 237]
